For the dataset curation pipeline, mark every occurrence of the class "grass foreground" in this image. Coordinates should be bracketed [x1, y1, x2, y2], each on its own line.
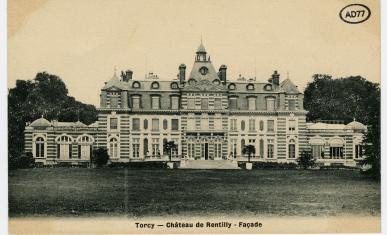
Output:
[9, 168, 380, 217]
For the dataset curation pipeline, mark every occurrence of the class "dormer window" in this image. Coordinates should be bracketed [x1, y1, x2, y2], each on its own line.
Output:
[171, 82, 179, 89]
[132, 81, 141, 89]
[188, 78, 196, 85]
[246, 84, 254, 90]
[212, 79, 220, 85]
[264, 84, 273, 91]
[228, 83, 236, 90]
[151, 81, 160, 89]
[199, 66, 208, 75]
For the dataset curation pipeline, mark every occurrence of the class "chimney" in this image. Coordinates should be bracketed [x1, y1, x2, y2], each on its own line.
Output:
[121, 70, 133, 82]
[179, 64, 186, 84]
[218, 65, 227, 84]
[271, 70, 280, 85]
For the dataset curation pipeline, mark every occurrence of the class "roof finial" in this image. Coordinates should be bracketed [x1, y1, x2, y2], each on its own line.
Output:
[353, 117, 356, 121]
[200, 33, 203, 44]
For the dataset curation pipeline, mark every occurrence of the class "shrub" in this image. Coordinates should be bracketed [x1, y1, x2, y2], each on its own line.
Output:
[297, 150, 315, 169]
[91, 148, 109, 167]
[9, 152, 34, 170]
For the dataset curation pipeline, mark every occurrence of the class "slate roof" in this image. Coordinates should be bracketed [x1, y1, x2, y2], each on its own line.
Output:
[188, 61, 220, 81]
[30, 117, 51, 127]
[280, 78, 300, 94]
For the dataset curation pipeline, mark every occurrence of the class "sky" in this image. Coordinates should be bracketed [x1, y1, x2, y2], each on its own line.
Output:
[8, 0, 380, 106]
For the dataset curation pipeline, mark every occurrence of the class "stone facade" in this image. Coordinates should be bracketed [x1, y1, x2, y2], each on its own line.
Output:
[24, 43, 367, 167]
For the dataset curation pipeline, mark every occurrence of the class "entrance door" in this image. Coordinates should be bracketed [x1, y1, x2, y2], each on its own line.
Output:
[204, 143, 209, 160]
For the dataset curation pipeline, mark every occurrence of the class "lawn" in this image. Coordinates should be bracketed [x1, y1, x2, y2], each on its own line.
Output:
[8, 168, 380, 217]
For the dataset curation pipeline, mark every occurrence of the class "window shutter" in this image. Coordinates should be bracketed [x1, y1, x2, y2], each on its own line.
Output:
[57, 144, 60, 158]
[78, 145, 81, 159]
[69, 144, 72, 159]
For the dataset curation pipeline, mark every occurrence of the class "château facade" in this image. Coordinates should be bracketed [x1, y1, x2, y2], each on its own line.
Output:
[24, 43, 367, 167]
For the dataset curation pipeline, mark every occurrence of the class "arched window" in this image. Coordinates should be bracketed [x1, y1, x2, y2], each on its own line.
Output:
[228, 83, 236, 90]
[143, 119, 148, 130]
[132, 81, 141, 88]
[170, 82, 179, 89]
[77, 135, 94, 160]
[163, 119, 168, 130]
[35, 137, 45, 158]
[264, 84, 272, 91]
[144, 138, 149, 156]
[241, 120, 245, 131]
[151, 81, 160, 89]
[246, 84, 254, 90]
[56, 135, 73, 160]
[288, 139, 296, 159]
[259, 120, 264, 131]
[109, 137, 118, 158]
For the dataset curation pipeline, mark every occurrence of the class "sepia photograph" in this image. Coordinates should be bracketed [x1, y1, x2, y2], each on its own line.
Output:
[6, 0, 381, 234]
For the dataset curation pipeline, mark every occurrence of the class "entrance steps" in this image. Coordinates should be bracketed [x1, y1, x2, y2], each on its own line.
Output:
[179, 159, 240, 170]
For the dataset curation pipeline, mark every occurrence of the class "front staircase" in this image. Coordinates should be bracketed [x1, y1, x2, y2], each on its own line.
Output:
[179, 159, 240, 169]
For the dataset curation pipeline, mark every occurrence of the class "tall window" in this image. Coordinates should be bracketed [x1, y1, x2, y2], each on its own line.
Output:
[171, 96, 179, 110]
[143, 119, 148, 130]
[109, 93, 119, 108]
[259, 139, 264, 157]
[132, 96, 140, 109]
[330, 147, 344, 159]
[201, 118, 209, 130]
[229, 97, 237, 109]
[163, 119, 168, 130]
[201, 98, 209, 110]
[266, 98, 275, 111]
[109, 137, 118, 158]
[267, 120, 275, 132]
[162, 138, 168, 155]
[152, 119, 159, 131]
[267, 139, 274, 158]
[187, 98, 195, 109]
[188, 143, 195, 159]
[312, 145, 324, 159]
[215, 98, 222, 110]
[241, 120, 245, 131]
[230, 119, 237, 131]
[152, 138, 160, 157]
[151, 96, 160, 109]
[214, 143, 222, 159]
[259, 120, 264, 131]
[288, 140, 296, 159]
[248, 97, 256, 111]
[110, 118, 118, 130]
[143, 138, 149, 156]
[77, 135, 93, 160]
[288, 100, 296, 110]
[35, 137, 45, 158]
[231, 139, 237, 158]
[171, 139, 179, 158]
[132, 138, 140, 158]
[241, 139, 245, 155]
[288, 119, 296, 131]
[132, 118, 140, 131]
[249, 119, 255, 131]
[57, 135, 72, 160]
[355, 145, 363, 159]
[171, 119, 179, 131]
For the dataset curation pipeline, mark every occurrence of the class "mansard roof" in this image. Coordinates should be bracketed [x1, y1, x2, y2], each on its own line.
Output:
[102, 73, 127, 90]
[183, 79, 227, 91]
[345, 120, 367, 130]
[280, 78, 300, 94]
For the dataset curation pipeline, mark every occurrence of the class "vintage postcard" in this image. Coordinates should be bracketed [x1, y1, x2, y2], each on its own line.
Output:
[7, 0, 381, 234]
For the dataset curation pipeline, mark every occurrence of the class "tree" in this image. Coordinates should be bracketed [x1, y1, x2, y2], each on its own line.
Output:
[163, 141, 177, 162]
[304, 74, 380, 177]
[297, 150, 315, 169]
[8, 72, 98, 167]
[242, 144, 255, 163]
[91, 148, 109, 167]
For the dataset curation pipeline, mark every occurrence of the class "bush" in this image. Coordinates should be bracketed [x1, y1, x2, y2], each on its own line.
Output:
[297, 150, 315, 169]
[91, 148, 109, 167]
[9, 152, 34, 170]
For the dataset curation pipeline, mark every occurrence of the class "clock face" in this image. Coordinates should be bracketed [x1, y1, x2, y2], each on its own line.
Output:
[199, 66, 208, 75]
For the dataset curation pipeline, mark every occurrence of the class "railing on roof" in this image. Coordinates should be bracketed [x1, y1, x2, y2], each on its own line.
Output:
[314, 119, 345, 124]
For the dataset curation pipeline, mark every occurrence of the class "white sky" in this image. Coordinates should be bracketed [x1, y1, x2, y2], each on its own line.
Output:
[8, 0, 380, 106]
